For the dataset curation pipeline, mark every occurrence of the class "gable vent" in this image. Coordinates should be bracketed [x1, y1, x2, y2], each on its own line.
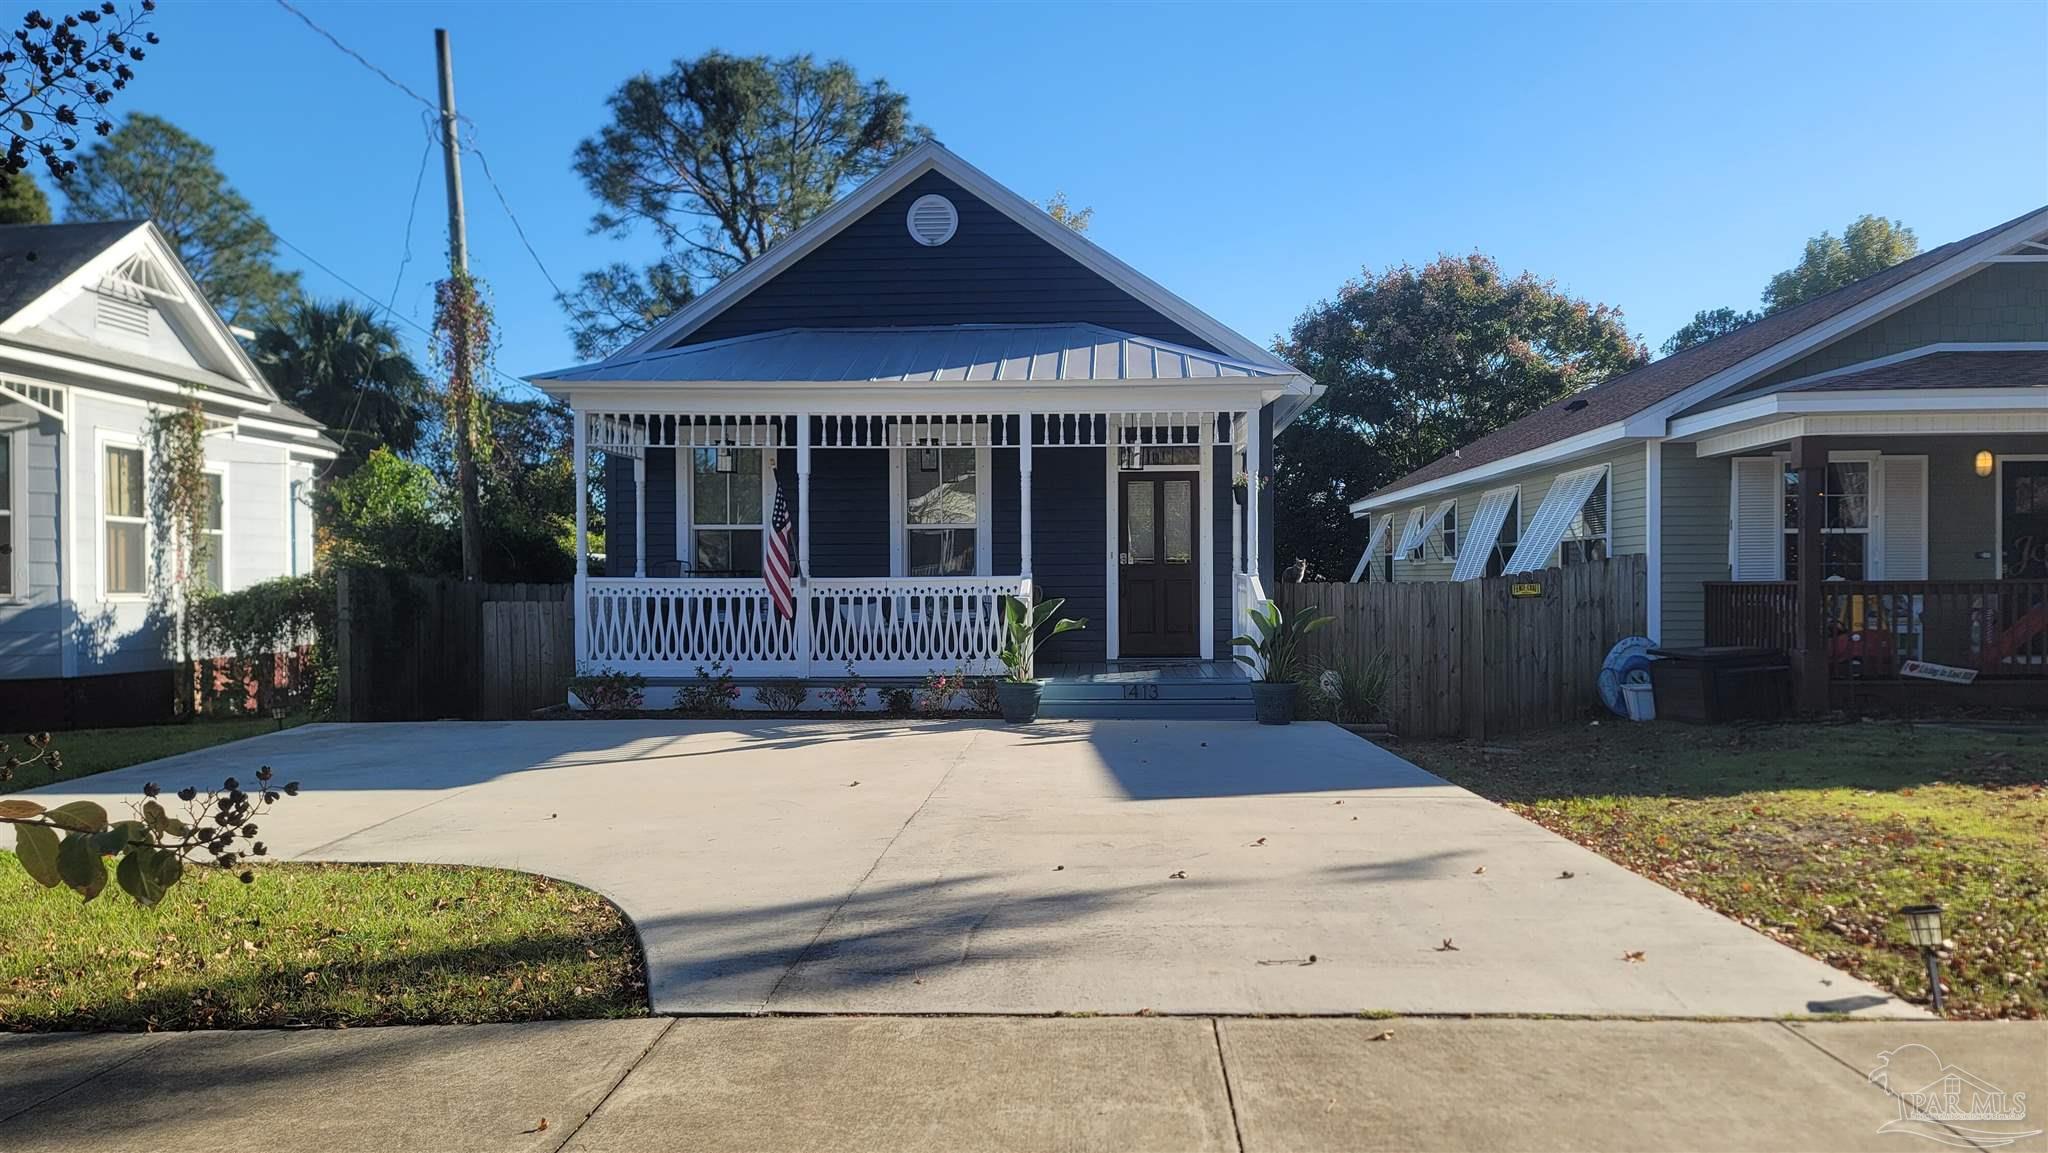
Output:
[95, 289, 153, 347]
[906, 194, 958, 247]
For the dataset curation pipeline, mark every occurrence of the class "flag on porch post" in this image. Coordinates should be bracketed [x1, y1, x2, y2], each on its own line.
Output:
[766, 477, 795, 620]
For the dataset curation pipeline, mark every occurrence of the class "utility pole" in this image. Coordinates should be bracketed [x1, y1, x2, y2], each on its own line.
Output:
[435, 27, 483, 582]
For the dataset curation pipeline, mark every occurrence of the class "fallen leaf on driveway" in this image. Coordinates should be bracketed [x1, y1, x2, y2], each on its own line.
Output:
[1053, 865, 1064, 871]
[1472, 866, 1486, 875]
[1622, 950, 1647, 963]
[1558, 870, 1575, 879]
[523, 1119, 549, 1135]
[1436, 938, 1459, 952]
[1168, 870, 1187, 879]
[1369, 1030, 1394, 1041]
[1248, 837, 1266, 847]
[847, 781, 860, 787]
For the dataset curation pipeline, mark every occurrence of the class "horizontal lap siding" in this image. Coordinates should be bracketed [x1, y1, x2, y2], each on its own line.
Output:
[993, 448, 1020, 575]
[602, 448, 677, 576]
[1032, 447, 1106, 664]
[680, 171, 1219, 351]
[1659, 442, 1731, 647]
[808, 450, 889, 577]
[0, 416, 62, 678]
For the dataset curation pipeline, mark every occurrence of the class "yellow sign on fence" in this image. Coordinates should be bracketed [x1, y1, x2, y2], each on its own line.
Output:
[1510, 581, 1543, 599]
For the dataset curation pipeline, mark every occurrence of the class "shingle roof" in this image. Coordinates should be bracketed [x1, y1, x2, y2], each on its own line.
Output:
[1365, 207, 2047, 499]
[0, 220, 143, 322]
[1776, 349, 2048, 393]
[534, 324, 1294, 385]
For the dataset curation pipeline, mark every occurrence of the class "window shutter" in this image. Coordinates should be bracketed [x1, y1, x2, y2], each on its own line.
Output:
[1453, 488, 1517, 582]
[1349, 515, 1393, 582]
[1393, 507, 1428, 557]
[1503, 465, 1606, 575]
[1880, 455, 1928, 580]
[1729, 457, 1782, 581]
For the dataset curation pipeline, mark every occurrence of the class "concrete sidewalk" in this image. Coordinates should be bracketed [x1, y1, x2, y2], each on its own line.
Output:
[1, 1017, 2039, 1152]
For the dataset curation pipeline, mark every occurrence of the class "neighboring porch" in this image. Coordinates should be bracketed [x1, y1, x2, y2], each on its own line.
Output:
[1693, 429, 2047, 707]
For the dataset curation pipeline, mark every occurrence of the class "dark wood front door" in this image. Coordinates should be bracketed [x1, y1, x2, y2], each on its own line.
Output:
[1119, 472, 1199, 657]
[2002, 458, 2048, 578]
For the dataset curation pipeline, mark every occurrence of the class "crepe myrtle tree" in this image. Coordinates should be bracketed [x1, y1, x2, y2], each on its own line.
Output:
[0, 1, 159, 180]
[1, 734, 298, 905]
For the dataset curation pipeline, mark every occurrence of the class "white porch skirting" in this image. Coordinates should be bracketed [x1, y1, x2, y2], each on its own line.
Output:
[582, 576, 1026, 677]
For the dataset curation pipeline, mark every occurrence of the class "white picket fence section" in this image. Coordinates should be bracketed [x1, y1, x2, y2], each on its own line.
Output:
[583, 576, 1023, 676]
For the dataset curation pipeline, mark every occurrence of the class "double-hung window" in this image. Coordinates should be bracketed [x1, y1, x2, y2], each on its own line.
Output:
[1558, 473, 1609, 566]
[901, 447, 983, 576]
[1441, 506, 1458, 561]
[1484, 496, 1519, 579]
[102, 442, 146, 597]
[196, 470, 226, 592]
[689, 448, 765, 577]
[1783, 460, 1870, 581]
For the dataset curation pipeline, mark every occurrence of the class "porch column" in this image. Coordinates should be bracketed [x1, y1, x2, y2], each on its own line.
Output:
[1791, 435, 1829, 714]
[1018, 411, 1033, 582]
[632, 454, 646, 578]
[795, 414, 813, 677]
[572, 408, 588, 668]
[1245, 408, 1263, 586]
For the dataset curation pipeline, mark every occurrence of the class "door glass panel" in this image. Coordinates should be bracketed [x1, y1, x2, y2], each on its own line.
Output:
[1126, 481, 1155, 563]
[1163, 479, 1192, 563]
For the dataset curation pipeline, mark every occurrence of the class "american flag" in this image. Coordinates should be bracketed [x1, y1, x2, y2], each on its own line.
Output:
[765, 477, 795, 620]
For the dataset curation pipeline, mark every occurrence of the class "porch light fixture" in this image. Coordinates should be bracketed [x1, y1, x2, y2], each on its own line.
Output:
[1975, 450, 1994, 478]
[1900, 903, 1946, 1016]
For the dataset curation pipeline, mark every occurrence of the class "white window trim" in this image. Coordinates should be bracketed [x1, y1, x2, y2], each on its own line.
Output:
[1403, 504, 1429, 560]
[1775, 449, 1880, 582]
[675, 446, 775, 577]
[1441, 503, 1458, 562]
[199, 463, 230, 594]
[1, 429, 21, 602]
[888, 445, 992, 577]
[1994, 454, 2048, 579]
[96, 430, 149, 602]
[1556, 466, 1612, 567]
[1490, 490, 1522, 577]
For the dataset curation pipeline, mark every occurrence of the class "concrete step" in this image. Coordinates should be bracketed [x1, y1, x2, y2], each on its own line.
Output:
[1038, 681, 1254, 703]
[1038, 699, 1256, 720]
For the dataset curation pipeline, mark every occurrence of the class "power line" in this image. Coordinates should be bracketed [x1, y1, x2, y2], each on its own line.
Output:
[271, 0, 569, 300]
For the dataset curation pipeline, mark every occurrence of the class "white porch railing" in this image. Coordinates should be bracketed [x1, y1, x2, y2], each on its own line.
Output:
[583, 576, 1024, 677]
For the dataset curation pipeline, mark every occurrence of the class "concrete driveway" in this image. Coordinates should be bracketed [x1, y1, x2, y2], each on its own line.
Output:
[27, 719, 1916, 1018]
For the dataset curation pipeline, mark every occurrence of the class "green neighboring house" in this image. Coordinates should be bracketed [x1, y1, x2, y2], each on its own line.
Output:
[1349, 205, 2048, 709]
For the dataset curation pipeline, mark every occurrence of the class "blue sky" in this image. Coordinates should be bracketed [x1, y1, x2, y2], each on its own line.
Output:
[71, 1, 2048, 391]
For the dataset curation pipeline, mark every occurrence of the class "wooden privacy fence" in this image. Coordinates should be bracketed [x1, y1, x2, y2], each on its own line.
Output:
[1276, 554, 1647, 738]
[335, 568, 572, 721]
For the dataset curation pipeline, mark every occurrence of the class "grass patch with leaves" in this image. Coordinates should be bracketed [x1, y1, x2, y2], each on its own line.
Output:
[3, 715, 304, 794]
[1399, 720, 2047, 1019]
[0, 857, 648, 1032]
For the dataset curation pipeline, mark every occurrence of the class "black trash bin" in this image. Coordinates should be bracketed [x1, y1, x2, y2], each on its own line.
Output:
[1647, 646, 1792, 723]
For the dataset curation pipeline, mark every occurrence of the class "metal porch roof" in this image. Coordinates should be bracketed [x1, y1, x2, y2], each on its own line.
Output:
[532, 324, 1296, 386]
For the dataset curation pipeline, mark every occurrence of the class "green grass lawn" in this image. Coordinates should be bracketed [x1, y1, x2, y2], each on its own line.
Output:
[1400, 720, 2047, 1020]
[0, 858, 649, 1031]
[3, 715, 303, 794]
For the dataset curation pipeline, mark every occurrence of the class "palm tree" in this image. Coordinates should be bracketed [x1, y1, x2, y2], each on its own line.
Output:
[251, 299, 432, 474]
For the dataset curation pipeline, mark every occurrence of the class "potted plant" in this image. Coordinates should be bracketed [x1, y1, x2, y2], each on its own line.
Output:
[995, 595, 1087, 723]
[1231, 600, 1333, 725]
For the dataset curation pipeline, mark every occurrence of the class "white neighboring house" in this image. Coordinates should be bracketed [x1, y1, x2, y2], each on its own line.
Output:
[0, 221, 336, 714]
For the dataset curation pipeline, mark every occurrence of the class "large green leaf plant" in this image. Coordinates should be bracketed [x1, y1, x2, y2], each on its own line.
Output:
[997, 596, 1086, 683]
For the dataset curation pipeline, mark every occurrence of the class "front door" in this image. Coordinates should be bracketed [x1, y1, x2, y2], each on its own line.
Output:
[2001, 458, 2048, 578]
[1119, 472, 1199, 657]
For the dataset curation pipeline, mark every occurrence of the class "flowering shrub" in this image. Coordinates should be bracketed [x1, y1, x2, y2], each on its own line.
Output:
[676, 661, 740, 715]
[755, 680, 808, 711]
[821, 662, 867, 713]
[914, 669, 967, 714]
[571, 668, 645, 711]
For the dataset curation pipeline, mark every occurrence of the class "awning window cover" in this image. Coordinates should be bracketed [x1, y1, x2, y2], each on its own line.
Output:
[1503, 465, 1609, 575]
[1452, 487, 1519, 582]
[1392, 507, 1429, 558]
[1349, 514, 1394, 582]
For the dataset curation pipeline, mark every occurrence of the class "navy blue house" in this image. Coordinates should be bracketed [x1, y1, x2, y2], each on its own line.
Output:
[531, 143, 1318, 709]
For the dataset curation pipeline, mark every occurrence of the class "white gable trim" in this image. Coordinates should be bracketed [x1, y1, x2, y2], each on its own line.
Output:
[616, 142, 1297, 374]
[1673, 385, 2048, 442]
[0, 223, 277, 400]
[1624, 207, 2048, 436]
[1349, 421, 1632, 514]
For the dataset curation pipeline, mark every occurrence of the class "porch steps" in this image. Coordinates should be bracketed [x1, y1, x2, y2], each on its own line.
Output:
[1035, 677, 1255, 721]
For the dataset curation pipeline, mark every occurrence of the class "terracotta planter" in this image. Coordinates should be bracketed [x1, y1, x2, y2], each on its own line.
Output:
[1250, 681, 1298, 725]
[996, 680, 1043, 724]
